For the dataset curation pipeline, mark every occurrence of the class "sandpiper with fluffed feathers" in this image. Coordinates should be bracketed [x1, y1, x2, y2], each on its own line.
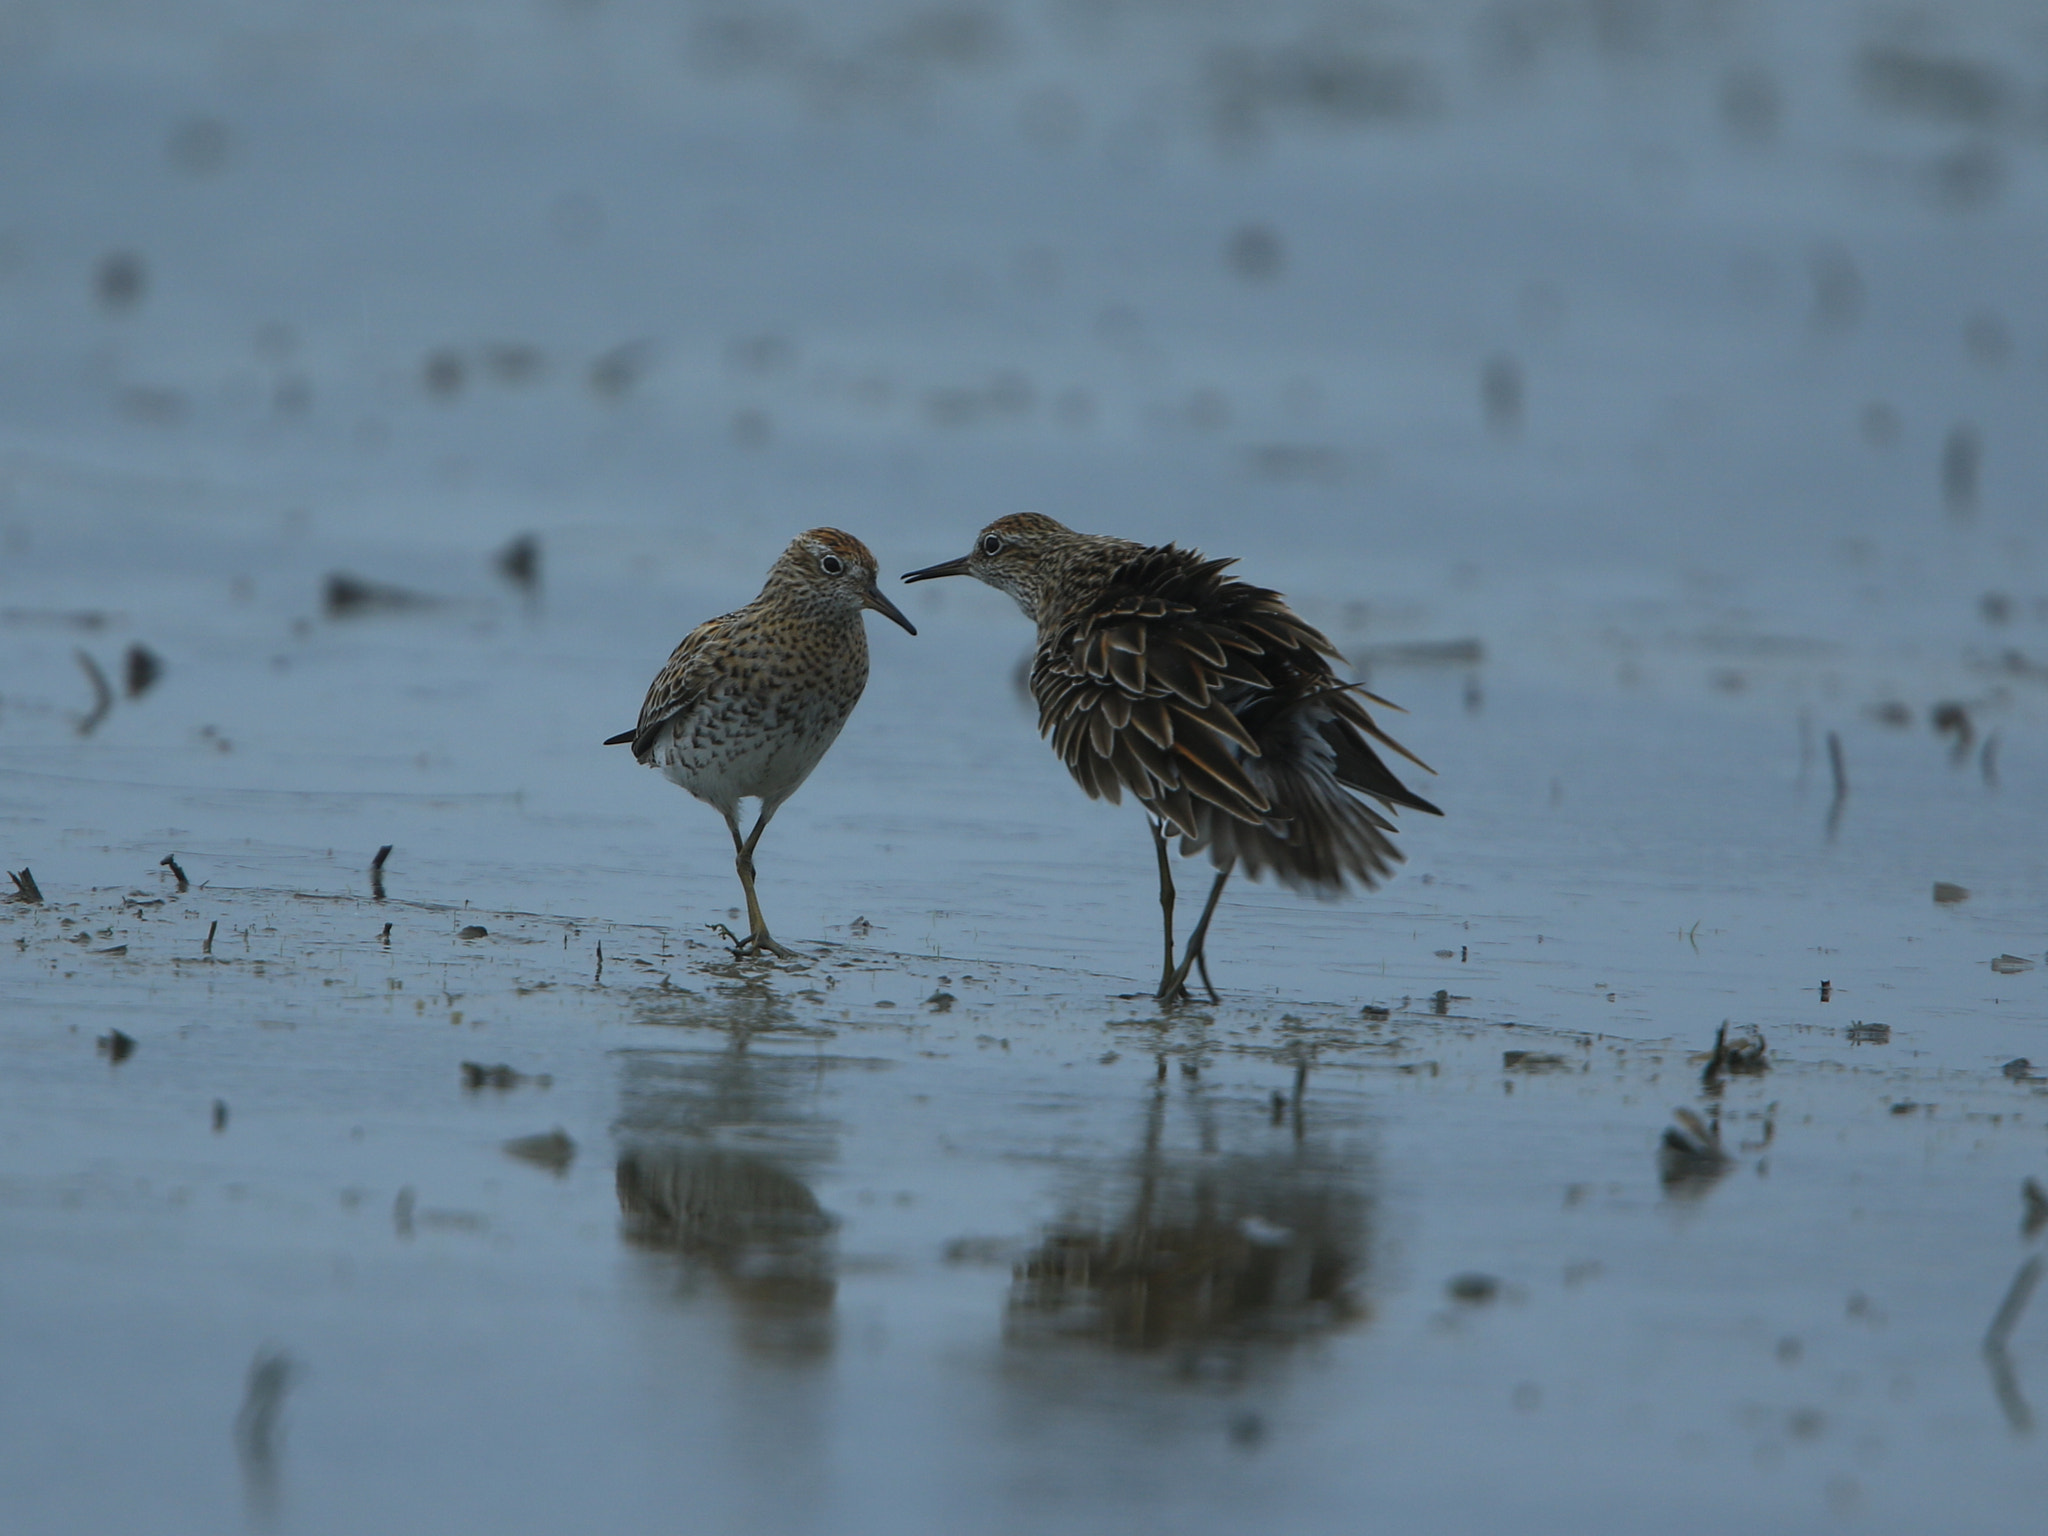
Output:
[905, 512, 1440, 1002]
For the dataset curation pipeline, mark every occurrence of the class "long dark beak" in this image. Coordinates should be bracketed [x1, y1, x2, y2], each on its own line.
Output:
[902, 554, 972, 584]
[862, 580, 918, 635]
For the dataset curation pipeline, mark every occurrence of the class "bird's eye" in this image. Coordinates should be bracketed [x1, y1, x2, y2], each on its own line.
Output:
[819, 553, 845, 576]
[980, 533, 1003, 556]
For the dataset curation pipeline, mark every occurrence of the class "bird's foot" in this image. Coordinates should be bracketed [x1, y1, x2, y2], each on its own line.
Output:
[731, 929, 797, 962]
[1156, 949, 1219, 1007]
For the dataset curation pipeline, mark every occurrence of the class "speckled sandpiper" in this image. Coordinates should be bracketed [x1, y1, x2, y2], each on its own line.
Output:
[608, 529, 916, 958]
[904, 513, 1440, 1001]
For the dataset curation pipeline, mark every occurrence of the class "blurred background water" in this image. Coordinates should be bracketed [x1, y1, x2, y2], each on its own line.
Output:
[2, 3, 2046, 1532]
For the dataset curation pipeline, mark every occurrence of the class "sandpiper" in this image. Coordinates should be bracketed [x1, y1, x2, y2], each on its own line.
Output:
[607, 529, 916, 958]
[905, 513, 1440, 1001]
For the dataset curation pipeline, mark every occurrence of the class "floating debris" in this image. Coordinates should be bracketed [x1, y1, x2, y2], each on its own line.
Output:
[1443, 1273, 1498, 1305]
[1990, 955, 2034, 975]
[495, 534, 541, 592]
[1933, 882, 1970, 905]
[1845, 1021, 1890, 1045]
[460, 1061, 550, 1091]
[371, 844, 392, 902]
[1359, 1004, 1390, 1022]
[1503, 1050, 1570, 1073]
[159, 853, 189, 891]
[2000, 1059, 2036, 1082]
[324, 573, 436, 617]
[457, 925, 488, 940]
[8, 868, 42, 904]
[98, 1029, 135, 1063]
[503, 1129, 576, 1173]
[124, 643, 162, 698]
[925, 990, 956, 1013]
[1932, 701, 1974, 761]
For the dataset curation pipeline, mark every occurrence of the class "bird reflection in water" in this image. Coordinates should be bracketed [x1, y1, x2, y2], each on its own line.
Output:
[1007, 1063, 1373, 1363]
[614, 1012, 840, 1360]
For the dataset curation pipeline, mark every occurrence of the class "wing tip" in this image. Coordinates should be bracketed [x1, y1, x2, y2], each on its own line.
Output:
[602, 730, 636, 747]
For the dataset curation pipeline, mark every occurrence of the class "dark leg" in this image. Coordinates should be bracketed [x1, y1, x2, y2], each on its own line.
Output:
[1161, 864, 1231, 1003]
[725, 807, 794, 959]
[1150, 819, 1180, 998]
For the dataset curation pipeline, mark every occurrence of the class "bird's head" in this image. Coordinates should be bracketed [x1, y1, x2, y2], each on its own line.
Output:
[901, 513, 1082, 622]
[777, 528, 917, 635]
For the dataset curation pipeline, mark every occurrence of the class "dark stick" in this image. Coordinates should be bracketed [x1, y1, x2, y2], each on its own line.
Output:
[160, 854, 189, 891]
[74, 649, 113, 737]
[1825, 731, 1848, 839]
[370, 844, 391, 902]
[8, 868, 42, 904]
[203, 919, 217, 954]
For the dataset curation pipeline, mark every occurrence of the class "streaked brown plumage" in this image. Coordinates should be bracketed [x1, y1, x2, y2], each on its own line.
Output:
[606, 528, 916, 958]
[905, 513, 1440, 999]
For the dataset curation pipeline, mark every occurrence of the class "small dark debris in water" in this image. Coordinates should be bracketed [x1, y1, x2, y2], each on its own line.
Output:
[75, 648, 113, 736]
[98, 1029, 135, 1062]
[212, 1099, 229, 1132]
[1503, 1050, 1570, 1073]
[1227, 1410, 1266, 1449]
[1225, 223, 1284, 282]
[124, 642, 162, 698]
[1845, 1021, 1889, 1045]
[1481, 354, 1523, 438]
[95, 250, 146, 310]
[461, 1061, 550, 1091]
[8, 868, 43, 904]
[1820, 980, 1832, 1002]
[1432, 989, 1450, 1015]
[590, 340, 654, 399]
[1703, 1021, 1768, 1086]
[1433, 949, 1454, 960]
[1933, 882, 1969, 905]
[1446, 1273, 1499, 1305]
[1890, 1101, 1922, 1116]
[422, 349, 465, 398]
[371, 844, 393, 873]
[925, 990, 955, 1012]
[2000, 1059, 2036, 1082]
[496, 534, 541, 591]
[1270, 1090, 1287, 1123]
[96, 944, 128, 956]
[503, 1128, 576, 1173]
[203, 919, 217, 955]
[1991, 955, 2034, 975]
[324, 573, 434, 617]
[379, 922, 391, 946]
[2022, 1179, 2048, 1239]
[848, 915, 873, 936]
[160, 853, 189, 891]
[234, 1347, 297, 1482]
[458, 925, 488, 940]
[1660, 1107, 1730, 1195]
[1931, 701, 1973, 761]
[371, 843, 391, 901]
[1360, 1004, 1389, 1021]
[1866, 700, 1912, 728]
[1942, 425, 1980, 516]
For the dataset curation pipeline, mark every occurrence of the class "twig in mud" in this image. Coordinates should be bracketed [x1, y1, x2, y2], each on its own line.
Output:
[203, 919, 217, 954]
[1987, 1256, 2043, 1352]
[371, 844, 392, 901]
[8, 868, 42, 904]
[74, 648, 113, 736]
[1825, 731, 1847, 839]
[1820, 980, 1832, 1003]
[594, 940, 603, 983]
[379, 922, 391, 946]
[159, 853, 189, 891]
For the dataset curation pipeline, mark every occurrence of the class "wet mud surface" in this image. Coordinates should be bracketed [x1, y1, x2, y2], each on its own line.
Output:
[5, 2, 2048, 1532]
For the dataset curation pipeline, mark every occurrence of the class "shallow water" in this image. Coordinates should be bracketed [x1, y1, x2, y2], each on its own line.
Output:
[4, 3, 2047, 1533]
